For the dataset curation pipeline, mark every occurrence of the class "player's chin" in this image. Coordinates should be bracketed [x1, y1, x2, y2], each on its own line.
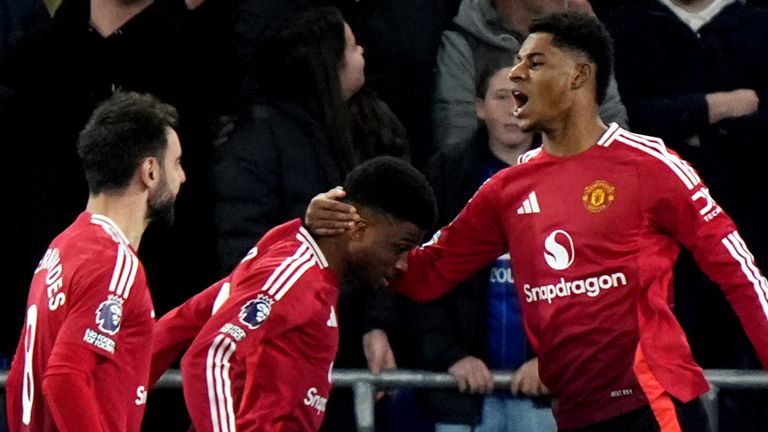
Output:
[517, 118, 536, 133]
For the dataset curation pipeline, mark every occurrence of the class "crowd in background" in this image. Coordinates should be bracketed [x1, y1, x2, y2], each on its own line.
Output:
[1, 0, 768, 430]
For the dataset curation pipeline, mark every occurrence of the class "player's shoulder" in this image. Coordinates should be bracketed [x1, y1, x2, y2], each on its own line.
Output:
[599, 124, 670, 160]
[61, 213, 132, 251]
[234, 224, 329, 298]
[51, 213, 132, 267]
[603, 125, 701, 189]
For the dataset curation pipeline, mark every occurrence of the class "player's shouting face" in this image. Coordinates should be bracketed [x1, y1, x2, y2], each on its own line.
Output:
[509, 32, 588, 133]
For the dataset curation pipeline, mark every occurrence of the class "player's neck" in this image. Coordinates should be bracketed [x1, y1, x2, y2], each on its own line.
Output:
[541, 105, 607, 157]
[313, 236, 351, 283]
[89, 0, 153, 37]
[85, 193, 149, 247]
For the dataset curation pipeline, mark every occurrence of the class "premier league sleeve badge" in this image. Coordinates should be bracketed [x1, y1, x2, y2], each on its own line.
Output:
[238, 294, 274, 330]
[95, 295, 124, 335]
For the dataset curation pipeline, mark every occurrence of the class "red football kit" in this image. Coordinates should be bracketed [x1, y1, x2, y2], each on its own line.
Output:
[392, 124, 768, 429]
[6, 212, 155, 432]
[149, 219, 298, 388]
[178, 220, 339, 432]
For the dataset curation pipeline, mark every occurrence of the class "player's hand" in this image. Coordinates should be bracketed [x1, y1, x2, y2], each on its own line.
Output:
[304, 187, 359, 236]
[448, 356, 494, 394]
[510, 357, 549, 397]
[363, 329, 397, 400]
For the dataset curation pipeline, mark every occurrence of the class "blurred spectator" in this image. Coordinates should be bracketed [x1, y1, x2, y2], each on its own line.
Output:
[213, 6, 364, 269]
[348, 86, 410, 162]
[0, 0, 50, 67]
[228, 0, 459, 169]
[0, 0, 233, 340]
[337, 0, 461, 168]
[413, 58, 555, 432]
[607, 0, 768, 430]
[432, 0, 628, 151]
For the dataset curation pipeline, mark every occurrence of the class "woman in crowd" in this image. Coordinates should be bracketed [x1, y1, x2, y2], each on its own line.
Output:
[213, 6, 366, 273]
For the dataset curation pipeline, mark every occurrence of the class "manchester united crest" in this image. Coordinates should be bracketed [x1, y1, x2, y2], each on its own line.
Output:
[582, 180, 615, 213]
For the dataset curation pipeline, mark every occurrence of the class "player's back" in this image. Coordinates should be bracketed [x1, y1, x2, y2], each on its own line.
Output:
[181, 223, 339, 432]
[6, 212, 154, 432]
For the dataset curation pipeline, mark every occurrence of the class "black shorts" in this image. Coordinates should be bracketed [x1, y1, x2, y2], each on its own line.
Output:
[560, 397, 713, 432]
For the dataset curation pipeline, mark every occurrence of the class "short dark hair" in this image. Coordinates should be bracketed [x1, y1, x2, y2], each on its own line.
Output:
[77, 91, 178, 195]
[344, 156, 437, 232]
[529, 11, 614, 105]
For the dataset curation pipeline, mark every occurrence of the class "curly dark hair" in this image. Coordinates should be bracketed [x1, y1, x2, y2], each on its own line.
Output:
[529, 11, 614, 105]
[344, 156, 437, 232]
[77, 91, 178, 195]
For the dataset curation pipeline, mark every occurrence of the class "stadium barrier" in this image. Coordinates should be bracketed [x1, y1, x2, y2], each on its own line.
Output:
[2, 369, 766, 431]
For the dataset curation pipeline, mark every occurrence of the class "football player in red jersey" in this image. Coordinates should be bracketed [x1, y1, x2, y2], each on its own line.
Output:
[151, 156, 436, 432]
[307, 11, 768, 432]
[6, 91, 185, 432]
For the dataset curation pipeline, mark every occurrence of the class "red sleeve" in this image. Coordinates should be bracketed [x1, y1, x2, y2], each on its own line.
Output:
[149, 279, 229, 388]
[59, 243, 143, 359]
[650, 155, 768, 368]
[151, 221, 301, 388]
[391, 176, 508, 302]
[183, 267, 313, 432]
[42, 343, 103, 432]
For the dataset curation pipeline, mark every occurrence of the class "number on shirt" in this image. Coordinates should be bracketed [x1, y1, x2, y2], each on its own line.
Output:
[22, 305, 38, 425]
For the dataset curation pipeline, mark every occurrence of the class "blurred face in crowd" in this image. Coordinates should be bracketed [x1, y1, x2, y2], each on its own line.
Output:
[339, 23, 365, 100]
[477, 67, 533, 150]
[346, 210, 423, 289]
[148, 128, 186, 225]
[495, 0, 591, 32]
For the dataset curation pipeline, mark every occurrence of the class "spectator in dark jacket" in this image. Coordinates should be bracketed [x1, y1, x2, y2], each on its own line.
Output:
[213, 6, 365, 272]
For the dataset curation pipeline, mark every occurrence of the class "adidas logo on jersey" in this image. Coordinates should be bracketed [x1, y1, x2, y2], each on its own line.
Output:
[516, 192, 540, 214]
[326, 306, 337, 327]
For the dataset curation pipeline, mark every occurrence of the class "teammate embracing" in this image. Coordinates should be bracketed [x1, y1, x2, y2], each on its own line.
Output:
[308, 11, 768, 432]
[152, 156, 436, 432]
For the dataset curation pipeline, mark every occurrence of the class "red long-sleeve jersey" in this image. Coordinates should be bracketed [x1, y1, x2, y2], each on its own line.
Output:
[6, 212, 154, 432]
[179, 221, 339, 432]
[149, 219, 304, 387]
[392, 124, 768, 428]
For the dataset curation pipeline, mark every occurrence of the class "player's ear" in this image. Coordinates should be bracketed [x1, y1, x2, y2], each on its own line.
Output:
[348, 218, 369, 242]
[571, 62, 592, 91]
[139, 156, 160, 189]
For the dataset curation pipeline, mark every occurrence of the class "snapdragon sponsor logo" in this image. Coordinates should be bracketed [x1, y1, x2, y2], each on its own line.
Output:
[523, 272, 628, 304]
[303, 387, 328, 415]
[525, 229, 627, 303]
[544, 230, 574, 271]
